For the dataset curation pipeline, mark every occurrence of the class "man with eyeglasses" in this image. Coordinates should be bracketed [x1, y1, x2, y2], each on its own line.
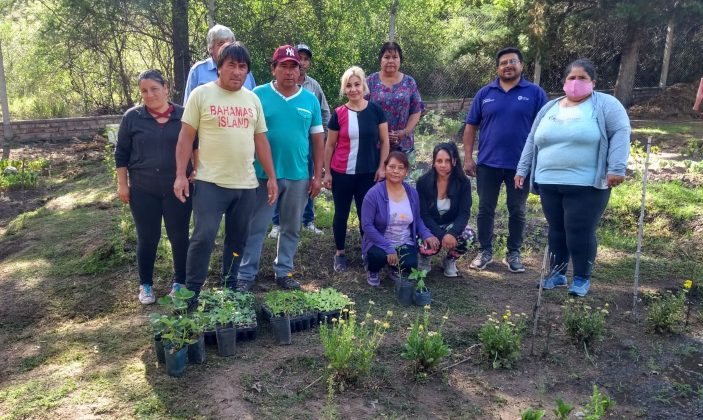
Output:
[463, 47, 548, 274]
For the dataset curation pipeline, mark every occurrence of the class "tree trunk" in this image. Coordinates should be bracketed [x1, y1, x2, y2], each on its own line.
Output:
[659, 17, 675, 88]
[388, 0, 398, 41]
[533, 49, 542, 86]
[207, 0, 215, 28]
[172, 0, 190, 105]
[614, 25, 642, 107]
[0, 40, 13, 160]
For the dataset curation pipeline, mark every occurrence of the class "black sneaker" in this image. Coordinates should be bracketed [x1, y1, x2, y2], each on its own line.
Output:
[276, 275, 301, 290]
[503, 251, 525, 273]
[469, 250, 493, 270]
[333, 254, 348, 272]
[235, 279, 255, 292]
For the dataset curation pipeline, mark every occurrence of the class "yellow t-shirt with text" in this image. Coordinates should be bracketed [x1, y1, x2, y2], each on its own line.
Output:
[182, 82, 267, 189]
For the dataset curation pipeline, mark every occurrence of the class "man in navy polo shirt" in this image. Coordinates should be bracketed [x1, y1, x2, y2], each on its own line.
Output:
[463, 47, 547, 273]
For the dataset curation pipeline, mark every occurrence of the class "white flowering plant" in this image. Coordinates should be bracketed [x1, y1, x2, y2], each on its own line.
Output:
[401, 305, 450, 378]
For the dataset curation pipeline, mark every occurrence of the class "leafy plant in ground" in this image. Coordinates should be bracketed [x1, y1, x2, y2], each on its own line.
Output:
[553, 398, 574, 419]
[478, 308, 526, 369]
[646, 289, 686, 333]
[563, 299, 609, 349]
[584, 385, 613, 420]
[319, 301, 392, 384]
[0, 158, 49, 191]
[521, 408, 545, 420]
[401, 306, 450, 378]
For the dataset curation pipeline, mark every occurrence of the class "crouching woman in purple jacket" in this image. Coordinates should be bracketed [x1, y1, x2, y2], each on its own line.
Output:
[361, 151, 439, 287]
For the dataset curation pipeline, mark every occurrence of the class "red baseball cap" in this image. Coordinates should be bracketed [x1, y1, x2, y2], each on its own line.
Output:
[272, 45, 300, 65]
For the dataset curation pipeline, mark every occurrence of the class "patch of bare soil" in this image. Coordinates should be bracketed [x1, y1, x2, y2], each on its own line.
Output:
[629, 82, 702, 120]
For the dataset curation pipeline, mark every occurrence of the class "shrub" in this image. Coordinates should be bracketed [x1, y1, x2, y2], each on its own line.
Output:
[478, 308, 526, 369]
[563, 299, 609, 348]
[646, 290, 686, 333]
[521, 408, 545, 420]
[319, 302, 392, 383]
[401, 306, 450, 378]
[584, 385, 613, 420]
[0, 158, 49, 191]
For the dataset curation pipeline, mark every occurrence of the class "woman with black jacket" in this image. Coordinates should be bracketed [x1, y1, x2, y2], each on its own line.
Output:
[115, 69, 195, 304]
[416, 142, 475, 277]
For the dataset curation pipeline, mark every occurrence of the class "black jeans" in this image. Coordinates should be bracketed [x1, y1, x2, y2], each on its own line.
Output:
[476, 164, 529, 253]
[331, 170, 376, 251]
[538, 184, 611, 278]
[129, 187, 192, 286]
[366, 244, 418, 275]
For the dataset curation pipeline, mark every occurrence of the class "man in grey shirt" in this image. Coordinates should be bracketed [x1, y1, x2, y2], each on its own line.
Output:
[268, 43, 330, 238]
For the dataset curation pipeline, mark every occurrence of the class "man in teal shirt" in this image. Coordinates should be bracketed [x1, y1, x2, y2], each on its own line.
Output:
[237, 45, 324, 291]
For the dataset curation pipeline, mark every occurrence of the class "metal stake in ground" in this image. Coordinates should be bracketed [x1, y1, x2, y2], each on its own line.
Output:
[530, 244, 549, 356]
[633, 136, 652, 317]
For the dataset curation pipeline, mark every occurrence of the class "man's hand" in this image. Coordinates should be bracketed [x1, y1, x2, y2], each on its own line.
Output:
[374, 167, 385, 182]
[173, 175, 190, 203]
[514, 175, 525, 189]
[188, 169, 198, 183]
[607, 174, 625, 187]
[266, 178, 278, 205]
[117, 184, 130, 203]
[441, 234, 457, 250]
[464, 158, 477, 177]
[309, 178, 322, 198]
[322, 173, 332, 190]
[387, 252, 398, 266]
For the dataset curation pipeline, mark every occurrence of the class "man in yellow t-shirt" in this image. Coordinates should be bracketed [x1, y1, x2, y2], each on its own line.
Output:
[174, 42, 277, 297]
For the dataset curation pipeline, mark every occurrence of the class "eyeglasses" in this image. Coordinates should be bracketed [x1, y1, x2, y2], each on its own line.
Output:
[498, 58, 521, 67]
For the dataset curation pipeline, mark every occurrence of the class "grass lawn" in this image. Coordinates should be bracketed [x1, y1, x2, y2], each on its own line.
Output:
[0, 117, 702, 419]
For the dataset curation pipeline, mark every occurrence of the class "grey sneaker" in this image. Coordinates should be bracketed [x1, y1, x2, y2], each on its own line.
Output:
[303, 222, 324, 235]
[417, 255, 432, 272]
[169, 282, 185, 298]
[503, 251, 525, 273]
[367, 271, 380, 287]
[334, 254, 348, 272]
[469, 250, 493, 270]
[268, 225, 280, 239]
[139, 284, 155, 305]
[442, 258, 459, 278]
[235, 279, 255, 292]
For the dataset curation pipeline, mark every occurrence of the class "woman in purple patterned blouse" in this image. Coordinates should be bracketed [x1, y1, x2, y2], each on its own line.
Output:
[366, 42, 424, 154]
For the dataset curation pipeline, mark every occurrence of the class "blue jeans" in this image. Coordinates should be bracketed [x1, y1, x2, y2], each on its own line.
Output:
[238, 178, 309, 281]
[184, 181, 256, 293]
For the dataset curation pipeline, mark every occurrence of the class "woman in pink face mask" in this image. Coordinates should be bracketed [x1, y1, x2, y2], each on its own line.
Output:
[513, 59, 631, 297]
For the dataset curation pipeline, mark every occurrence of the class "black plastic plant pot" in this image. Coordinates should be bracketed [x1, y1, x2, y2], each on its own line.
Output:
[164, 345, 188, 377]
[414, 289, 432, 306]
[215, 326, 237, 357]
[187, 334, 206, 364]
[153, 333, 165, 364]
[396, 278, 415, 306]
[270, 315, 292, 345]
[203, 329, 217, 346]
[318, 309, 341, 324]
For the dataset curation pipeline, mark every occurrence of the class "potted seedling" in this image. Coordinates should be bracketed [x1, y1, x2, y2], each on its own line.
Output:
[410, 268, 431, 306]
[307, 288, 353, 324]
[232, 292, 259, 341]
[149, 313, 167, 364]
[394, 249, 415, 306]
[263, 291, 299, 345]
[209, 300, 238, 357]
[187, 310, 207, 364]
[156, 288, 199, 377]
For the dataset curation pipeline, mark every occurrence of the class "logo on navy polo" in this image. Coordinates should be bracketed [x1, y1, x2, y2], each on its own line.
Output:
[517, 96, 530, 101]
[482, 98, 495, 104]
[286, 47, 296, 56]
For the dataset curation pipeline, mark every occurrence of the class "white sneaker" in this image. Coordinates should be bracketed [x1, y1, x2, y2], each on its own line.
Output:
[417, 255, 432, 272]
[169, 282, 185, 297]
[268, 225, 280, 239]
[139, 284, 156, 304]
[303, 222, 324, 235]
[443, 258, 459, 278]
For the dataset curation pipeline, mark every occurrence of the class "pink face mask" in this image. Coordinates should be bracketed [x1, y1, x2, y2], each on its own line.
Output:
[563, 79, 594, 98]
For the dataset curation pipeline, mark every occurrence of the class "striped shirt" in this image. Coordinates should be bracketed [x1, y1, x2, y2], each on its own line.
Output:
[328, 102, 386, 174]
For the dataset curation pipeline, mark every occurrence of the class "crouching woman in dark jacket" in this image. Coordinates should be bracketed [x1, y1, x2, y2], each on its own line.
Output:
[416, 142, 475, 277]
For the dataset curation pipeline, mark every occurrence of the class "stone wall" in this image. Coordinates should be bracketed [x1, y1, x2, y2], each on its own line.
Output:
[0, 115, 122, 144]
